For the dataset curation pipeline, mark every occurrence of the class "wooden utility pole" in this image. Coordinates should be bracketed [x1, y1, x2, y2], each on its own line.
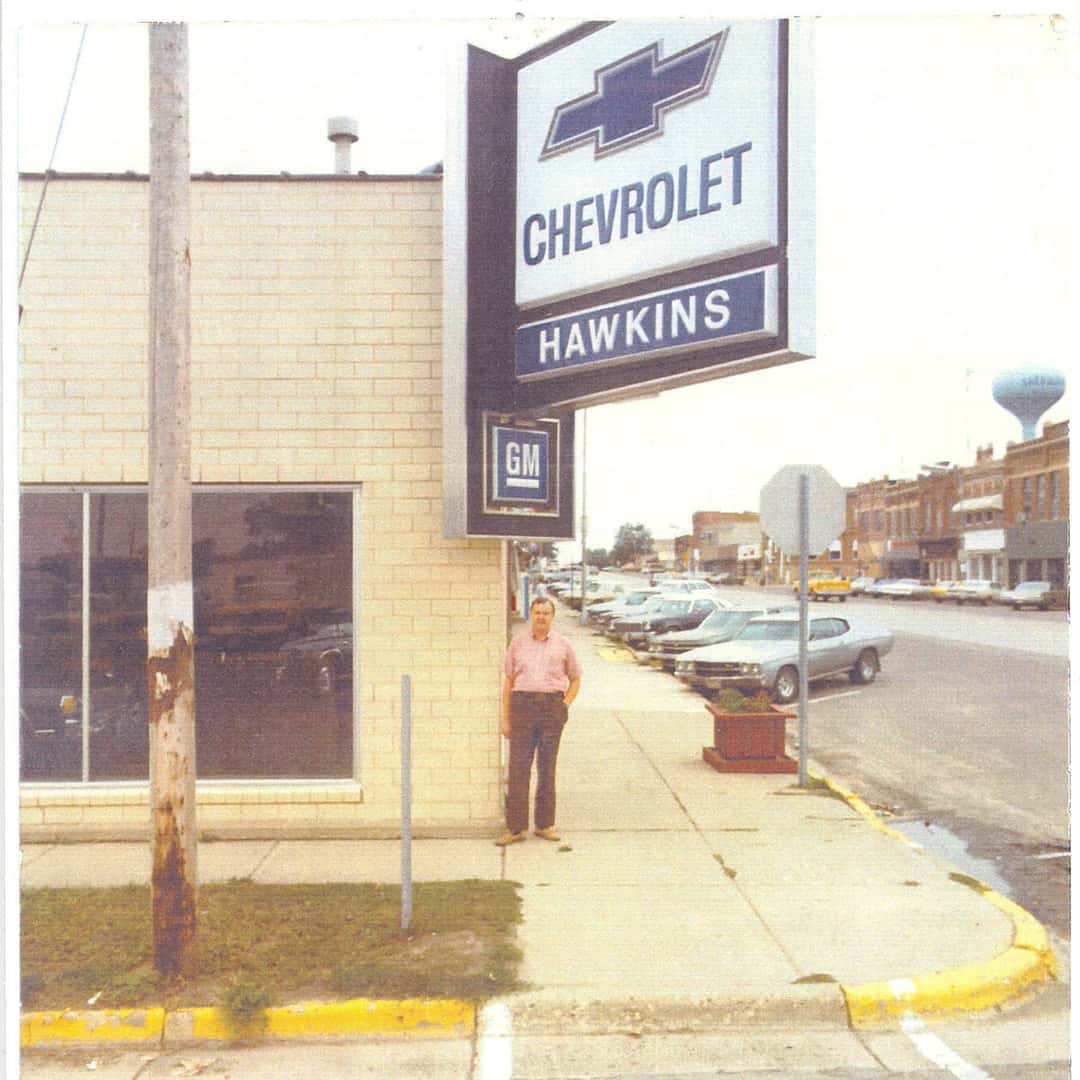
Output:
[147, 22, 197, 979]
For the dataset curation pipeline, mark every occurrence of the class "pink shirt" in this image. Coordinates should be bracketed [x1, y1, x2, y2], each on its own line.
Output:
[504, 629, 582, 693]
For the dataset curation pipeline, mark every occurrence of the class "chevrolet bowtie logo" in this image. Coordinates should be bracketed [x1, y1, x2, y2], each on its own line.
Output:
[541, 30, 728, 161]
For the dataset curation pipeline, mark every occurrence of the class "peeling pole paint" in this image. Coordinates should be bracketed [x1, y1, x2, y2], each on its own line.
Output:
[148, 22, 197, 980]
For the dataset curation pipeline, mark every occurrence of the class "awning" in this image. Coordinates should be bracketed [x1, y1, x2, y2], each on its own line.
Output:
[951, 494, 1003, 514]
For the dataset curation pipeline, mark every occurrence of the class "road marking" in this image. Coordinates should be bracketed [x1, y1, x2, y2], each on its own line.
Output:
[477, 1001, 513, 1080]
[900, 1013, 992, 1080]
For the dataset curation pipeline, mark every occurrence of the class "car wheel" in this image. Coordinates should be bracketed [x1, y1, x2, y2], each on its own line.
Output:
[317, 658, 339, 696]
[850, 648, 878, 685]
[773, 666, 799, 704]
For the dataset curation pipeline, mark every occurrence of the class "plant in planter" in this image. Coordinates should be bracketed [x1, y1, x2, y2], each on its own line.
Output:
[702, 689, 797, 774]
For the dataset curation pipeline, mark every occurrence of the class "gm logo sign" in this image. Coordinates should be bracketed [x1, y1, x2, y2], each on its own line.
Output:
[541, 31, 726, 161]
[484, 415, 561, 518]
[493, 425, 549, 502]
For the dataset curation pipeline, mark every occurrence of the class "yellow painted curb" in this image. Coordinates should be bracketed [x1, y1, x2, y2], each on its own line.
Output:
[843, 944, 1054, 1028]
[21, 1007, 166, 1047]
[171, 997, 475, 1041]
[22, 998, 474, 1047]
[812, 771, 1058, 1028]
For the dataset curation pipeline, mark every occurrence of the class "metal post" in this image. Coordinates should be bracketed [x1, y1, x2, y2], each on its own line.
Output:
[147, 22, 197, 978]
[580, 408, 588, 625]
[797, 472, 810, 787]
[401, 674, 413, 932]
[81, 493, 90, 783]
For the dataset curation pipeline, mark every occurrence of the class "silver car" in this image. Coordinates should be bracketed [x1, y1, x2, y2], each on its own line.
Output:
[953, 579, 1003, 606]
[674, 611, 895, 704]
[645, 605, 792, 670]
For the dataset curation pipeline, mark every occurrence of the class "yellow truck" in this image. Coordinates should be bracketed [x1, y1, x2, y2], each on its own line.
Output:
[793, 571, 851, 601]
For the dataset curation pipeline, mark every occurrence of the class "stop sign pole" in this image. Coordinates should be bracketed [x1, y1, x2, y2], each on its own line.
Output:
[797, 473, 809, 786]
[760, 464, 847, 788]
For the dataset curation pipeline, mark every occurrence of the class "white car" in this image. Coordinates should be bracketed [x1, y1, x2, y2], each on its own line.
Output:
[999, 581, 1053, 611]
[876, 578, 930, 599]
[953, 580, 1003, 606]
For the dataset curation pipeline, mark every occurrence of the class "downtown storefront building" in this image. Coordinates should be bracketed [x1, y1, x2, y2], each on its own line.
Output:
[17, 172, 512, 841]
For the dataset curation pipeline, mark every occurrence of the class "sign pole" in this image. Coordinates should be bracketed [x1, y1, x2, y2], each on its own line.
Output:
[580, 408, 588, 625]
[797, 472, 809, 787]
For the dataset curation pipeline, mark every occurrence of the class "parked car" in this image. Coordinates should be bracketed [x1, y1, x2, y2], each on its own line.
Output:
[876, 578, 930, 600]
[792, 571, 850, 601]
[848, 576, 877, 595]
[633, 596, 727, 652]
[645, 605, 793, 670]
[611, 595, 725, 648]
[998, 580, 1054, 611]
[928, 580, 959, 603]
[586, 588, 662, 627]
[275, 617, 352, 696]
[673, 611, 894, 704]
[953, 580, 1003, 606]
[862, 578, 897, 597]
[705, 572, 739, 585]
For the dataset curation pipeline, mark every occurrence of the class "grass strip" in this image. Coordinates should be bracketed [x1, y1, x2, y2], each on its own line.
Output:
[21, 879, 523, 1012]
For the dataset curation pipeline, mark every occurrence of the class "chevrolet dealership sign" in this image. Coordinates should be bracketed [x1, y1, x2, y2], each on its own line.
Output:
[516, 22, 779, 310]
[443, 19, 814, 538]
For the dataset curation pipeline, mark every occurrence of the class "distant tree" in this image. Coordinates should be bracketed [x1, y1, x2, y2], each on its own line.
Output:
[585, 547, 610, 568]
[610, 523, 654, 568]
[514, 540, 557, 569]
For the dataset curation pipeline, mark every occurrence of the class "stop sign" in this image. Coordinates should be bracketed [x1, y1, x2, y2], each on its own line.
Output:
[759, 464, 846, 555]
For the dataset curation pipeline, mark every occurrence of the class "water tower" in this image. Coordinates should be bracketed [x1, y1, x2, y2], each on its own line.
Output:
[991, 367, 1066, 441]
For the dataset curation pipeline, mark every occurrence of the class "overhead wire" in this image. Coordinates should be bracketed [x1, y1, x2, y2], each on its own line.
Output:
[18, 24, 89, 307]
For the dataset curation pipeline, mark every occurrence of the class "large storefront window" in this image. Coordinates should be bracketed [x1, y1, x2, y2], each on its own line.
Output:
[20, 493, 83, 781]
[20, 489, 354, 783]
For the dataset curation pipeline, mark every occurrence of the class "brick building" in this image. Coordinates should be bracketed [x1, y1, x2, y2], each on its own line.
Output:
[955, 444, 1007, 582]
[1003, 420, 1069, 588]
[690, 511, 760, 575]
[915, 465, 961, 582]
[18, 172, 508, 839]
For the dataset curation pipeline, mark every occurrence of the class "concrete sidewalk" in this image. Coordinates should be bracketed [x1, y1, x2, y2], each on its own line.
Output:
[18, 601, 1059, 1045]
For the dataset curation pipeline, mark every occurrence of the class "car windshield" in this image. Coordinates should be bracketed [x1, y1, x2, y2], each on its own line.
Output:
[699, 610, 751, 632]
[736, 620, 798, 641]
[1016, 581, 1050, 592]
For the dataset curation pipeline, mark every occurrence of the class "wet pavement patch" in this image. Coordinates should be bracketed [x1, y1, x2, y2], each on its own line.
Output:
[891, 819, 1013, 897]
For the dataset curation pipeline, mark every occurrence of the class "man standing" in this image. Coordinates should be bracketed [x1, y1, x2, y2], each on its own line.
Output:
[496, 596, 582, 846]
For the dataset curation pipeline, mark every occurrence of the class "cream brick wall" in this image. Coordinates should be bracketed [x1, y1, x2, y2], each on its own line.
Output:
[18, 175, 506, 837]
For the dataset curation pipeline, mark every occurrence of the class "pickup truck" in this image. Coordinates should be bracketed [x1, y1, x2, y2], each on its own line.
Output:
[792, 571, 851, 602]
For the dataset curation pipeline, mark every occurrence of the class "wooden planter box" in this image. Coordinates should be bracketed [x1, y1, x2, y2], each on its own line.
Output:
[702, 702, 797, 774]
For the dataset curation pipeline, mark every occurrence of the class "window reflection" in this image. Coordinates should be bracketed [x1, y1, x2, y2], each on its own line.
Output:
[88, 493, 149, 781]
[20, 489, 354, 783]
[20, 493, 83, 781]
[193, 491, 353, 779]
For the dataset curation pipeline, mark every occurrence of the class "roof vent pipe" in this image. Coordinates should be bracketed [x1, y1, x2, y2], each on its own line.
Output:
[327, 116, 358, 174]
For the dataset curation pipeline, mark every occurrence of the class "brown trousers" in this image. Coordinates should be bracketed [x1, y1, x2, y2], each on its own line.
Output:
[506, 691, 567, 833]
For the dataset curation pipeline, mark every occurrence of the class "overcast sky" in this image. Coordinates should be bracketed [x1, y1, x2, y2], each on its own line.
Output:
[4, 2, 1076, 553]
